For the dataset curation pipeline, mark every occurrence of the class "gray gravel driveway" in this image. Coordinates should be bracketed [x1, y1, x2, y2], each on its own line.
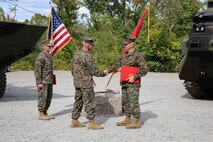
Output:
[0, 71, 212, 142]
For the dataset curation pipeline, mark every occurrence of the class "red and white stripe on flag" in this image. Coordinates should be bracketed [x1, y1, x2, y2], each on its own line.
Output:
[51, 24, 72, 56]
[48, 7, 72, 57]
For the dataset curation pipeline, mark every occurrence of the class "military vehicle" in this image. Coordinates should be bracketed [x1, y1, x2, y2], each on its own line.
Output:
[0, 21, 47, 98]
[179, 1, 213, 99]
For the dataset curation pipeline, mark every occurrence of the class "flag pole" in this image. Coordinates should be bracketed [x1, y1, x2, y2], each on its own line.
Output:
[47, 6, 52, 40]
[48, 2, 54, 48]
[148, 7, 150, 45]
[106, 68, 121, 86]
[106, 72, 114, 86]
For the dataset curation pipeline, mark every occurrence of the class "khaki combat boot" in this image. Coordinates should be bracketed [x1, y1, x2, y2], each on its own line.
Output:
[39, 112, 50, 120]
[87, 120, 104, 130]
[126, 118, 141, 129]
[70, 119, 85, 127]
[116, 116, 131, 126]
[44, 111, 55, 119]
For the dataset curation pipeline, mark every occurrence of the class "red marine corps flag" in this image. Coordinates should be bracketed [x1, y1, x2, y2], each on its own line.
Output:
[120, 7, 149, 56]
[48, 7, 72, 57]
[131, 7, 149, 38]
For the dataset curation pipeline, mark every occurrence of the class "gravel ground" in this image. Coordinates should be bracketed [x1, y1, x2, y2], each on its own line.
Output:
[0, 71, 213, 142]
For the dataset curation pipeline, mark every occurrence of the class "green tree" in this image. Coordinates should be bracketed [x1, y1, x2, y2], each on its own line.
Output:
[139, 0, 202, 72]
[89, 15, 122, 69]
[83, 0, 147, 38]
[7, 0, 207, 72]
[30, 14, 49, 26]
[0, 7, 6, 21]
[0, 0, 19, 21]
[83, 0, 203, 72]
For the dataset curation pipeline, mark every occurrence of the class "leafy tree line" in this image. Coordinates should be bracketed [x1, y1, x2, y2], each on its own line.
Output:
[0, 0, 206, 72]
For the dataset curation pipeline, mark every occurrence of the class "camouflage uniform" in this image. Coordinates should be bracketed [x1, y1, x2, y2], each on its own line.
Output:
[71, 50, 105, 120]
[108, 49, 147, 118]
[34, 51, 53, 112]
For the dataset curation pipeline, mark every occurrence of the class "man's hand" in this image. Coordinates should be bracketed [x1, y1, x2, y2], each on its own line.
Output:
[37, 84, 44, 88]
[127, 76, 135, 83]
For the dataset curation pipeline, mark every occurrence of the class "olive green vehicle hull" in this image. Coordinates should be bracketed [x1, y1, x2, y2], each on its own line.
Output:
[0, 21, 47, 98]
[0, 21, 47, 68]
[179, 1, 213, 99]
[179, 50, 213, 98]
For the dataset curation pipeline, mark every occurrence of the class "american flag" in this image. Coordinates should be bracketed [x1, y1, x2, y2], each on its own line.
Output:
[48, 7, 72, 57]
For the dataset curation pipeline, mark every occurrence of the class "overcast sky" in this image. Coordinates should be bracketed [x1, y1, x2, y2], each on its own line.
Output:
[0, 0, 89, 22]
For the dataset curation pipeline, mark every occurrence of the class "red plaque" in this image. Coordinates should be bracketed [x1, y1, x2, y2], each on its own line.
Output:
[120, 66, 140, 84]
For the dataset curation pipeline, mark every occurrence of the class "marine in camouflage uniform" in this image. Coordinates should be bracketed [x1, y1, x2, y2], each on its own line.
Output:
[34, 39, 54, 120]
[70, 38, 105, 129]
[108, 37, 148, 129]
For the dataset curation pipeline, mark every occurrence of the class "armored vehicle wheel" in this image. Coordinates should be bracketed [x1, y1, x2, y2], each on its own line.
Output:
[0, 68, 6, 98]
[184, 81, 211, 99]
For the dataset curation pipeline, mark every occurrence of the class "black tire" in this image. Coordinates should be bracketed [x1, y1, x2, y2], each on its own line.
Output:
[0, 68, 7, 98]
[202, 88, 213, 99]
[184, 81, 207, 99]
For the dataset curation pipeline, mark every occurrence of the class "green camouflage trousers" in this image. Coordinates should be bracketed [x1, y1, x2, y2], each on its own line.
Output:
[72, 88, 95, 120]
[37, 84, 53, 112]
[122, 86, 140, 118]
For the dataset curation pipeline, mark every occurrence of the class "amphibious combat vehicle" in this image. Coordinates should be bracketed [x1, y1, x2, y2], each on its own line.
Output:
[0, 21, 46, 98]
[179, 1, 213, 99]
